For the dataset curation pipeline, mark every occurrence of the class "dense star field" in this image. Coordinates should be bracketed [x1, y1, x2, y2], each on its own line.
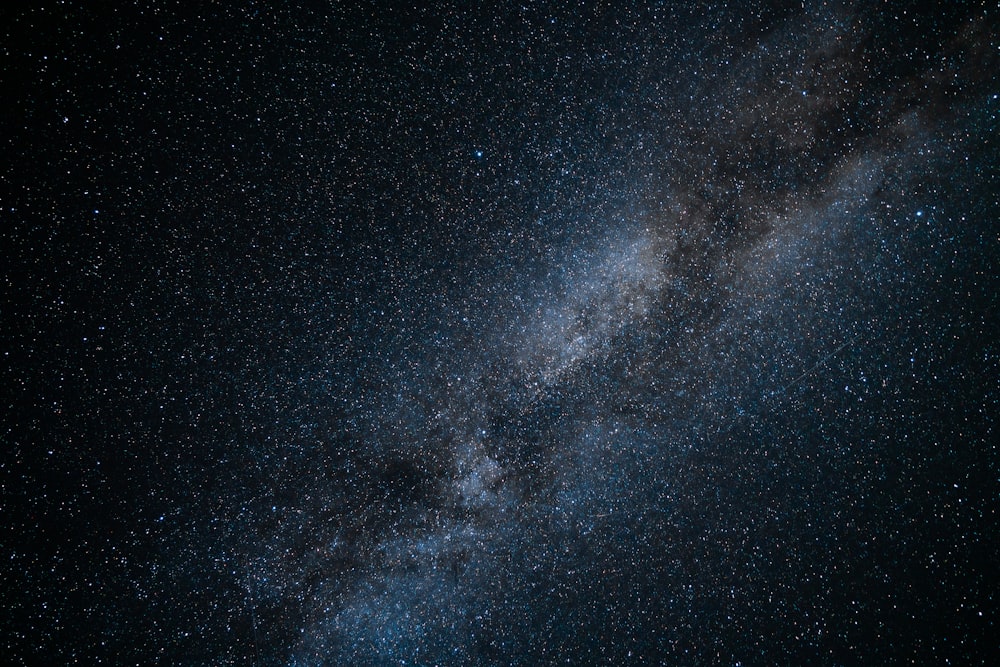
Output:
[2, 2, 999, 664]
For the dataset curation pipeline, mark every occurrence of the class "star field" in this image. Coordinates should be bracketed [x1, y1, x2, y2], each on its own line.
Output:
[2, 2, 999, 665]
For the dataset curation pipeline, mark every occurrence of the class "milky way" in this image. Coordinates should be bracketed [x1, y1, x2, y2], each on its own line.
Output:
[3, 2, 998, 665]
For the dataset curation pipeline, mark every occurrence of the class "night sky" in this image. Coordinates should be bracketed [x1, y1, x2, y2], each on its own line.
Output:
[3, 2, 999, 665]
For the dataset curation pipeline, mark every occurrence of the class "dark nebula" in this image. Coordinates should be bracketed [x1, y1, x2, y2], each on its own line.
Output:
[3, 2, 998, 665]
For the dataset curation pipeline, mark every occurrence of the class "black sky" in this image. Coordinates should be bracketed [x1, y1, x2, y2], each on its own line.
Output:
[2, 2, 999, 665]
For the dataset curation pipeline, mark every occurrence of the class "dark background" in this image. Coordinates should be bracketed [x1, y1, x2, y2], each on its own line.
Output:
[2, 2, 998, 665]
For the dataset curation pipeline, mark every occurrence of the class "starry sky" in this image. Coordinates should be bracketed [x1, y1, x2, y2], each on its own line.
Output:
[2, 2, 999, 665]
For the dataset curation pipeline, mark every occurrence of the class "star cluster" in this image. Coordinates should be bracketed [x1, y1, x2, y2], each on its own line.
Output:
[2, 2, 998, 665]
